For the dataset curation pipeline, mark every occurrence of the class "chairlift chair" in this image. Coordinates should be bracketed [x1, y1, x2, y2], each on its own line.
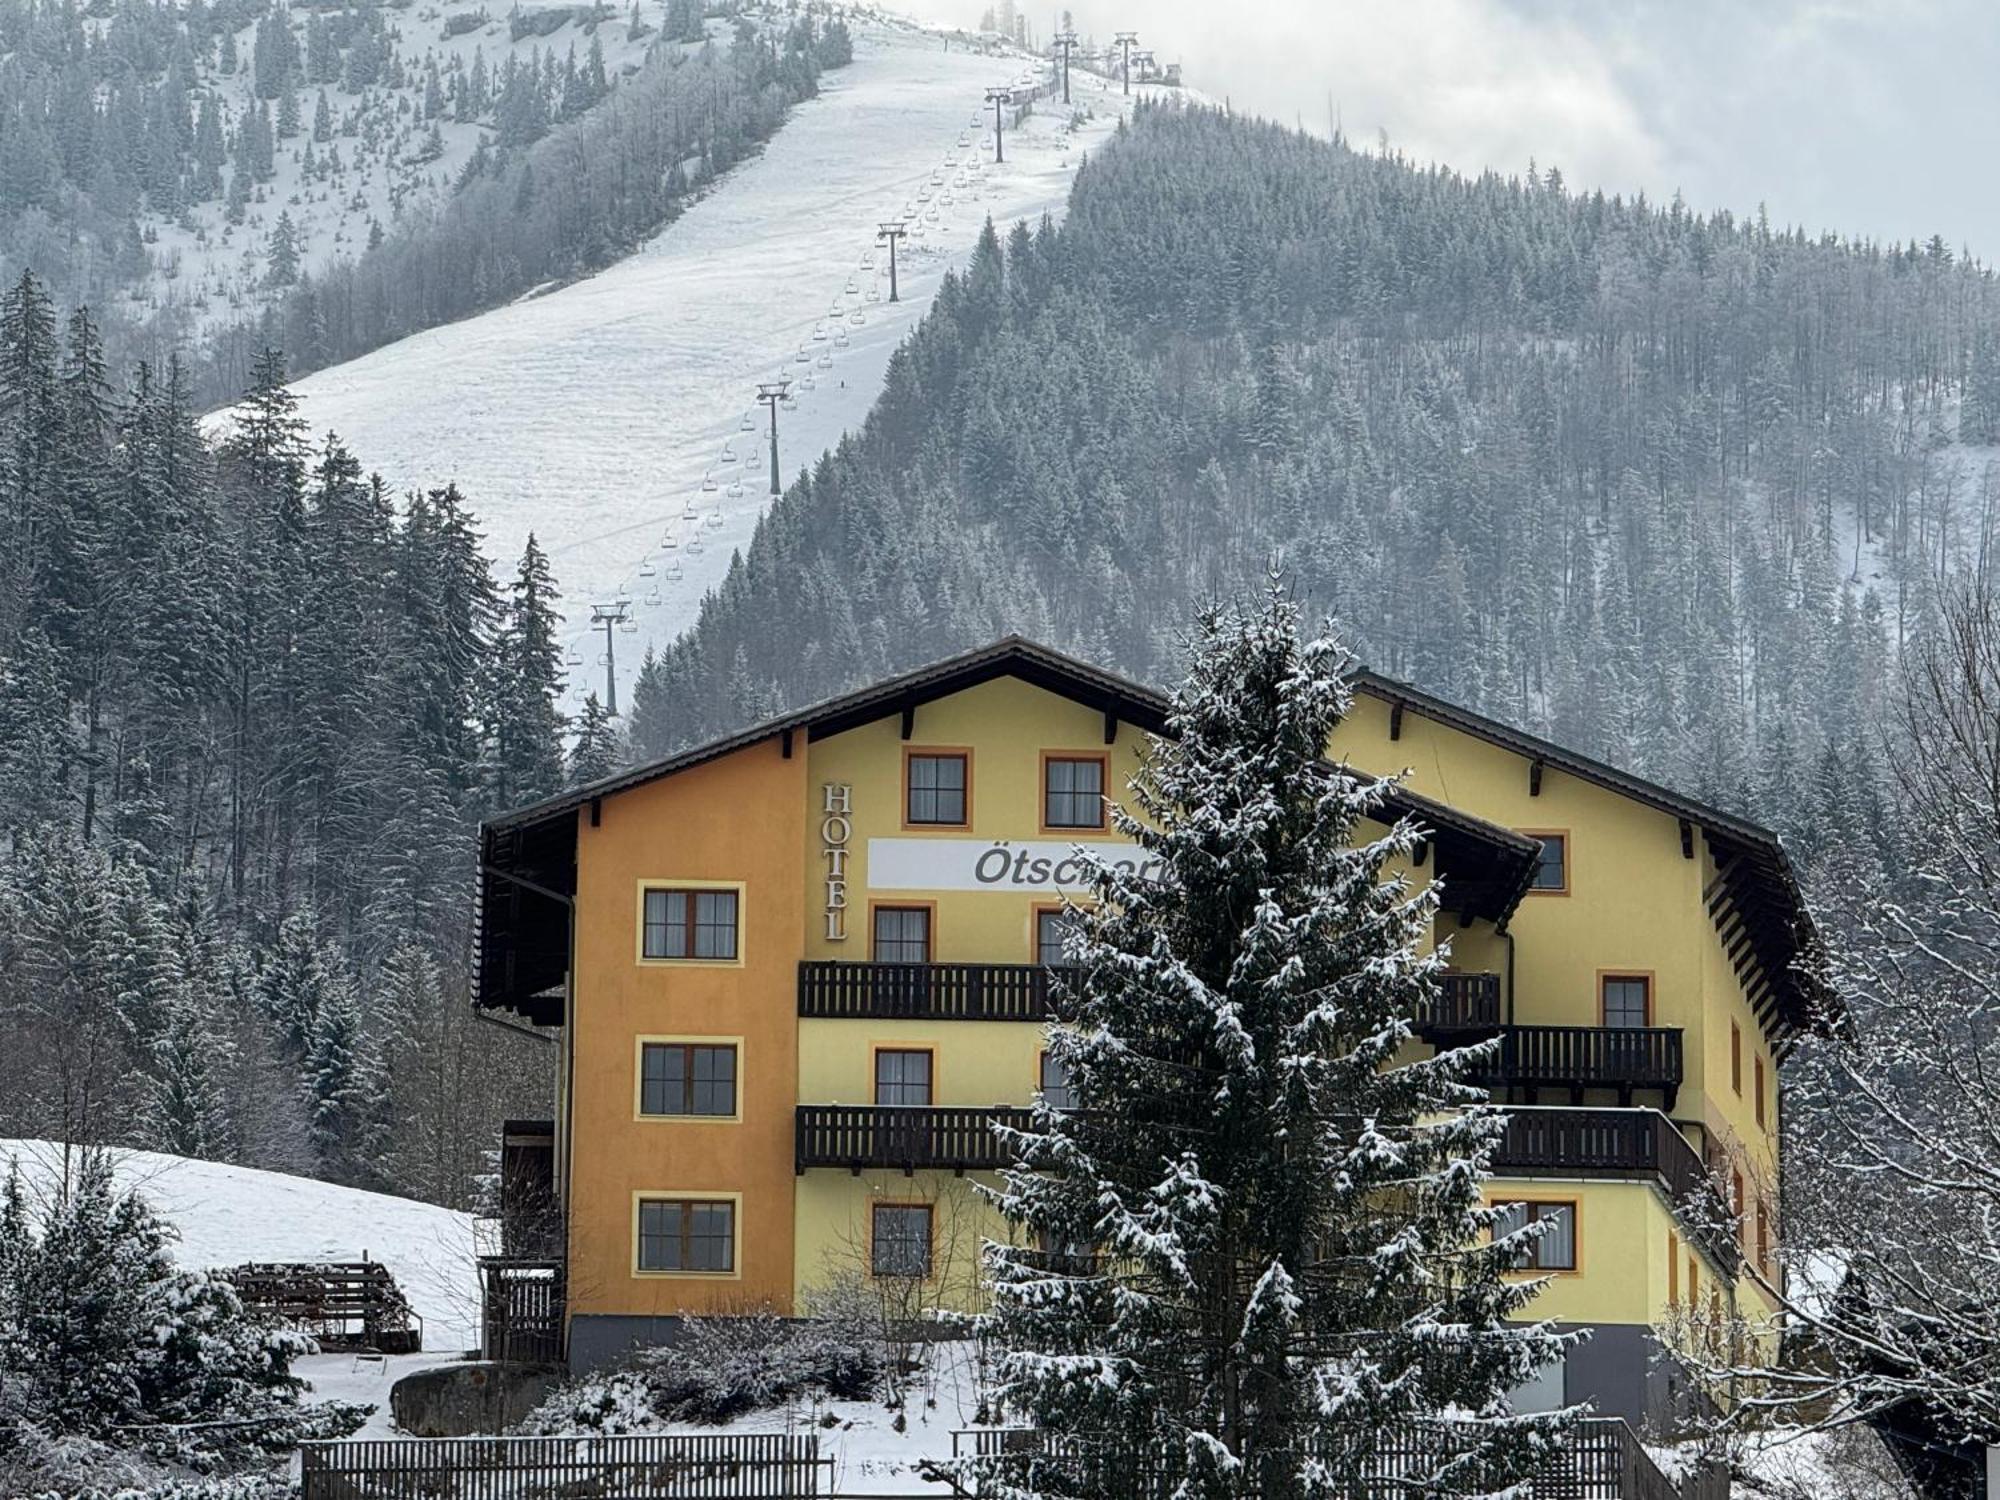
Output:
[662, 531, 679, 550]
[721, 442, 737, 463]
[702, 472, 719, 493]
[835, 331, 850, 349]
[739, 412, 756, 432]
[813, 324, 828, 342]
[645, 589, 662, 607]
[687, 535, 705, 555]
[619, 621, 638, 635]
[845, 278, 859, 295]
[799, 372, 816, 391]
[682, 497, 700, 521]
[597, 652, 612, 666]
[795, 346, 811, 364]
[666, 561, 683, 581]
[565, 650, 583, 668]
[705, 510, 723, 530]
[640, 560, 657, 578]
[727, 477, 745, 498]
[817, 351, 832, 369]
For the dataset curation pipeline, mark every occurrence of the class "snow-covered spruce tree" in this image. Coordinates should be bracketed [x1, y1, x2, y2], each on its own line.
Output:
[0, 1149, 366, 1467]
[976, 593, 1575, 1500]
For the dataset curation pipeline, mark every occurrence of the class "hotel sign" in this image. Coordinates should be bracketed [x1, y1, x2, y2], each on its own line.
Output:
[867, 838, 1162, 893]
[822, 784, 852, 940]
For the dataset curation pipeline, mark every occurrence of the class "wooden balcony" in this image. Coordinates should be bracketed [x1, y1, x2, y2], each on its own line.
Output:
[798, 961, 1050, 1022]
[1493, 1107, 1737, 1277]
[1417, 971, 1503, 1032]
[1466, 1025, 1683, 1109]
[795, 1104, 1033, 1174]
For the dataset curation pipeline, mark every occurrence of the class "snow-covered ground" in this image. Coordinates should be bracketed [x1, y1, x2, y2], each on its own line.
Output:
[227, 15, 1172, 715]
[0, 1139, 482, 1355]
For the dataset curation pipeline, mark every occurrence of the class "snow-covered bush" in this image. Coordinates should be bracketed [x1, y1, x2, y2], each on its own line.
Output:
[521, 1307, 885, 1433]
[0, 1150, 367, 1472]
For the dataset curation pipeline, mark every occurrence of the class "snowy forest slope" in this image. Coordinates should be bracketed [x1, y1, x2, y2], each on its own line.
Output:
[254, 16, 1143, 715]
[630, 103, 2000, 881]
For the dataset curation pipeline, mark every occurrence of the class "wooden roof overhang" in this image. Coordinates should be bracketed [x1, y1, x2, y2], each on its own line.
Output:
[1353, 671, 1839, 1054]
[472, 639, 1547, 1022]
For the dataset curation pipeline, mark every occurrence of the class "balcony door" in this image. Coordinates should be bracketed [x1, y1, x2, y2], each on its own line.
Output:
[871, 906, 933, 1015]
[1600, 974, 1653, 1079]
[875, 1048, 934, 1165]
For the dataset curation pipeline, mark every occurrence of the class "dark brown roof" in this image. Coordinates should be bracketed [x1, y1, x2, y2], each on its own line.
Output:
[1349, 670, 1834, 1049]
[476, 638, 1540, 1019]
[477, 638, 1828, 1047]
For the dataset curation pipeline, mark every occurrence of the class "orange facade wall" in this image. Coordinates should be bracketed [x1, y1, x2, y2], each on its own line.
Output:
[565, 737, 807, 1319]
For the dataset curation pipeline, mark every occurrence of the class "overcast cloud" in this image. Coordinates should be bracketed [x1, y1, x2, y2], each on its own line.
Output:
[896, 0, 1999, 260]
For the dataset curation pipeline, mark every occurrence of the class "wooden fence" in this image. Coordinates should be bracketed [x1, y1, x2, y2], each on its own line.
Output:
[951, 1419, 1697, 1500]
[300, 1433, 826, 1500]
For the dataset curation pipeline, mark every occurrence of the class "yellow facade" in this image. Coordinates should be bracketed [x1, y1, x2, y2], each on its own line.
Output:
[494, 639, 1807, 1415]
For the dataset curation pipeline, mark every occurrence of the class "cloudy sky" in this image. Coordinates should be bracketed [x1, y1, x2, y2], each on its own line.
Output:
[897, 0, 1998, 261]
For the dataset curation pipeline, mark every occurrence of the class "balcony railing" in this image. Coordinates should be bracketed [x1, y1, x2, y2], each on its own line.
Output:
[1493, 1107, 1737, 1277]
[798, 961, 1051, 1021]
[1460, 1025, 1683, 1108]
[1418, 971, 1503, 1031]
[796, 1104, 1034, 1174]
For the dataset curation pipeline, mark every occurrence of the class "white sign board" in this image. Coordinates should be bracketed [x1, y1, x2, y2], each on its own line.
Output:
[866, 838, 1162, 892]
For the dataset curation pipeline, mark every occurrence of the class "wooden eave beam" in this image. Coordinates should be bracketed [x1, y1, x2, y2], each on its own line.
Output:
[1103, 708, 1119, 745]
[1389, 702, 1404, 741]
[1529, 759, 1544, 797]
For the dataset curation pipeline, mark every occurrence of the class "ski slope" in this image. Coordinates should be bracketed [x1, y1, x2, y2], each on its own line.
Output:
[0, 1139, 482, 1354]
[237, 16, 1168, 715]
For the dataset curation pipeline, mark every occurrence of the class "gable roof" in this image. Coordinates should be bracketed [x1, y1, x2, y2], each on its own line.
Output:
[1349, 670, 1834, 1051]
[477, 640, 1544, 1020]
[476, 638, 1829, 1046]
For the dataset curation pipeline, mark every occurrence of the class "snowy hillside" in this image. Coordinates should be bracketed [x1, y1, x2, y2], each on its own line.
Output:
[0, 1140, 482, 1353]
[124, 0, 671, 332]
[224, 12, 1179, 716]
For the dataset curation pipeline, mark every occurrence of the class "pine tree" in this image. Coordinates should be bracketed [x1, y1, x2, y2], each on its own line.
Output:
[977, 591, 1574, 1500]
[487, 532, 566, 806]
[568, 691, 620, 785]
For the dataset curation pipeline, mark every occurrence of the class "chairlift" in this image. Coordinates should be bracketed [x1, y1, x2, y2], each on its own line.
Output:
[817, 351, 833, 370]
[866, 286, 881, 303]
[835, 331, 850, 349]
[705, 511, 723, 530]
[957, 133, 970, 148]
[844, 278, 859, 295]
[640, 560, 657, 578]
[702, 471, 719, 493]
[861, 251, 875, 270]
[598, 651, 612, 666]
[662, 531, 679, 550]
[687, 535, 706, 555]
[682, 497, 700, 521]
[799, 372, 816, 391]
[727, 477, 745, 498]
[795, 346, 811, 364]
[565, 649, 583, 668]
[739, 411, 756, 432]
[721, 441, 738, 463]
[645, 588, 663, 607]
[666, 561, 683, 582]
[781, 390, 800, 409]
[618, 621, 638, 635]
[812, 324, 828, 342]
[850, 309, 866, 327]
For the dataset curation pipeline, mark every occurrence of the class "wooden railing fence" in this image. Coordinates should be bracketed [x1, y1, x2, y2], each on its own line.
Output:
[300, 1432, 826, 1500]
